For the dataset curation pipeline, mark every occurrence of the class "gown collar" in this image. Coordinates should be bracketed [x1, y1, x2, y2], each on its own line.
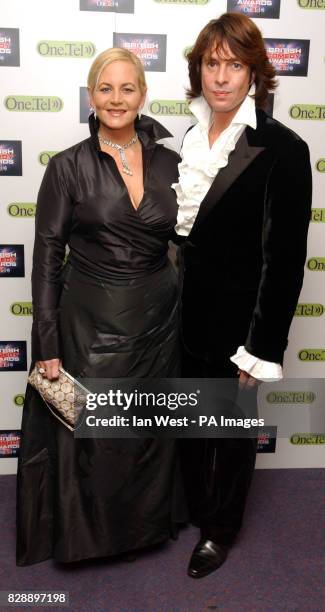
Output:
[88, 112, 172, 152]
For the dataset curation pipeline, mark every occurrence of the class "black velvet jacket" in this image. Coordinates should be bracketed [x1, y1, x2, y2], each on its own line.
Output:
[176, 109, 312, 365]
[31, 114, 180, 361]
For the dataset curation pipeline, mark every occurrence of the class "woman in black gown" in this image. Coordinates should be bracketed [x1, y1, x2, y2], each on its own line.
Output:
[16, 48, 187, 565]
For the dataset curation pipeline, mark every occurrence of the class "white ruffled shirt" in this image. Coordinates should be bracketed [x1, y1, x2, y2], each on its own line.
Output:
[173, 92, 282, 381]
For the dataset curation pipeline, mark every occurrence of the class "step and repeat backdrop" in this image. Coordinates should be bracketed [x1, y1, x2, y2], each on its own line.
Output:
[0, 0, 324, 473]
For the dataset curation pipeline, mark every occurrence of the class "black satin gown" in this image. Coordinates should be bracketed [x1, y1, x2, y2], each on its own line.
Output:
[16, 114, 187, 565]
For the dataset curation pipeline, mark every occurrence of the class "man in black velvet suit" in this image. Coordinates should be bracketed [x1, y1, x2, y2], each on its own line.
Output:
[173, 13, 312, 578]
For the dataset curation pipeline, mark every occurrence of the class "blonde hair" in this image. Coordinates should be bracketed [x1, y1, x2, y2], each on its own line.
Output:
[87, 47, 147, 94]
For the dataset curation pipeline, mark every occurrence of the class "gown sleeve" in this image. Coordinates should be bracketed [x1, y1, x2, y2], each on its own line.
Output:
[31, 155, 73, 361]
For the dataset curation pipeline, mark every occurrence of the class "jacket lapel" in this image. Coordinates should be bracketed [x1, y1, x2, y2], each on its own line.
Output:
[189, 128, 265, 237]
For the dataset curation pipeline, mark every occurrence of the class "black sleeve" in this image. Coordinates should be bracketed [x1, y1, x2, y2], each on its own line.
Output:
[244, 138, 312, 364]
[31, 156, 73, 361]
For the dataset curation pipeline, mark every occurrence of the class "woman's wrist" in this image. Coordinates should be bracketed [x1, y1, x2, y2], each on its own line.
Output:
[36, 358, 61, 380]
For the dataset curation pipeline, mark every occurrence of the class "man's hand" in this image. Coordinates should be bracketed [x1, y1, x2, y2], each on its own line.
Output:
[238, 369, 262, 390]
[36, 358, 61, 380]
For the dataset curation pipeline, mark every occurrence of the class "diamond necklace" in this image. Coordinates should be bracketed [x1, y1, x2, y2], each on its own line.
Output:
[98, 133, 138, 176]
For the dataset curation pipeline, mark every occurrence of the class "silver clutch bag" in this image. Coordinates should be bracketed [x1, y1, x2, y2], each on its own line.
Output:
[28, 366, 88, 431]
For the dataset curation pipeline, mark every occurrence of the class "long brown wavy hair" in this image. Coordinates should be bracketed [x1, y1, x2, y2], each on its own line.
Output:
[187, 12, 277, 109]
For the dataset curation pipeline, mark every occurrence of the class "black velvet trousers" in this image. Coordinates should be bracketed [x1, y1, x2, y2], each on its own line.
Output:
[179, 348, 257, 546]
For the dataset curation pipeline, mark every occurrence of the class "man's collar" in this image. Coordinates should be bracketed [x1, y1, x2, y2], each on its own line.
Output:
[188, 96, 212, 131]
[188, 84, 257, 132]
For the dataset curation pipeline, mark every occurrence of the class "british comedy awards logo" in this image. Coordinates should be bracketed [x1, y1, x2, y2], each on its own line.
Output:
[80, 0, 134, 12]
[0, 342, 27, 371]
[0, 141, 22, 176]
[0, 245, 25, 277]
[113, 33, 167, 71]
[0, 431, 21, 457]
[0, 28, 20, 66]
[264, 39, 310, 76]
[257, 426, 277, 453]
[227, 0, 281, 18]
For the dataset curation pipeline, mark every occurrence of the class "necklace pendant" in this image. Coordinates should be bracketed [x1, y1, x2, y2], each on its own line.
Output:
[122, 167, 132, 176]
[120, 149, 133, 176]
[98, 132, 137, 177]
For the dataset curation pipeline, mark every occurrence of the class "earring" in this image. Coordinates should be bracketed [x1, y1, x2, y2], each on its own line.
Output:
[138, 109, 142, 120]
[90, 106, 97, 119]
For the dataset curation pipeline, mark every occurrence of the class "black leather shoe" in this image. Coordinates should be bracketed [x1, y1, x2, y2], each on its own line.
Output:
[187, 539, 228, 579]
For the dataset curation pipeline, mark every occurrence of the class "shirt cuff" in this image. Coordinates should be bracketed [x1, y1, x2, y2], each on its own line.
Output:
[230, 346, 283, 381]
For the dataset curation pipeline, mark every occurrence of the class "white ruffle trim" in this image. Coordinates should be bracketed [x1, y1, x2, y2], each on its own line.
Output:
[173, 89, 257, 236]
[173, 121, 243, 235]
[230, 346, 283, 381]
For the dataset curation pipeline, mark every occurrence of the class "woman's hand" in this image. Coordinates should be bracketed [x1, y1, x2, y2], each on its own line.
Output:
[238, 369, 262, 390]
[36, 358, 61, 380]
